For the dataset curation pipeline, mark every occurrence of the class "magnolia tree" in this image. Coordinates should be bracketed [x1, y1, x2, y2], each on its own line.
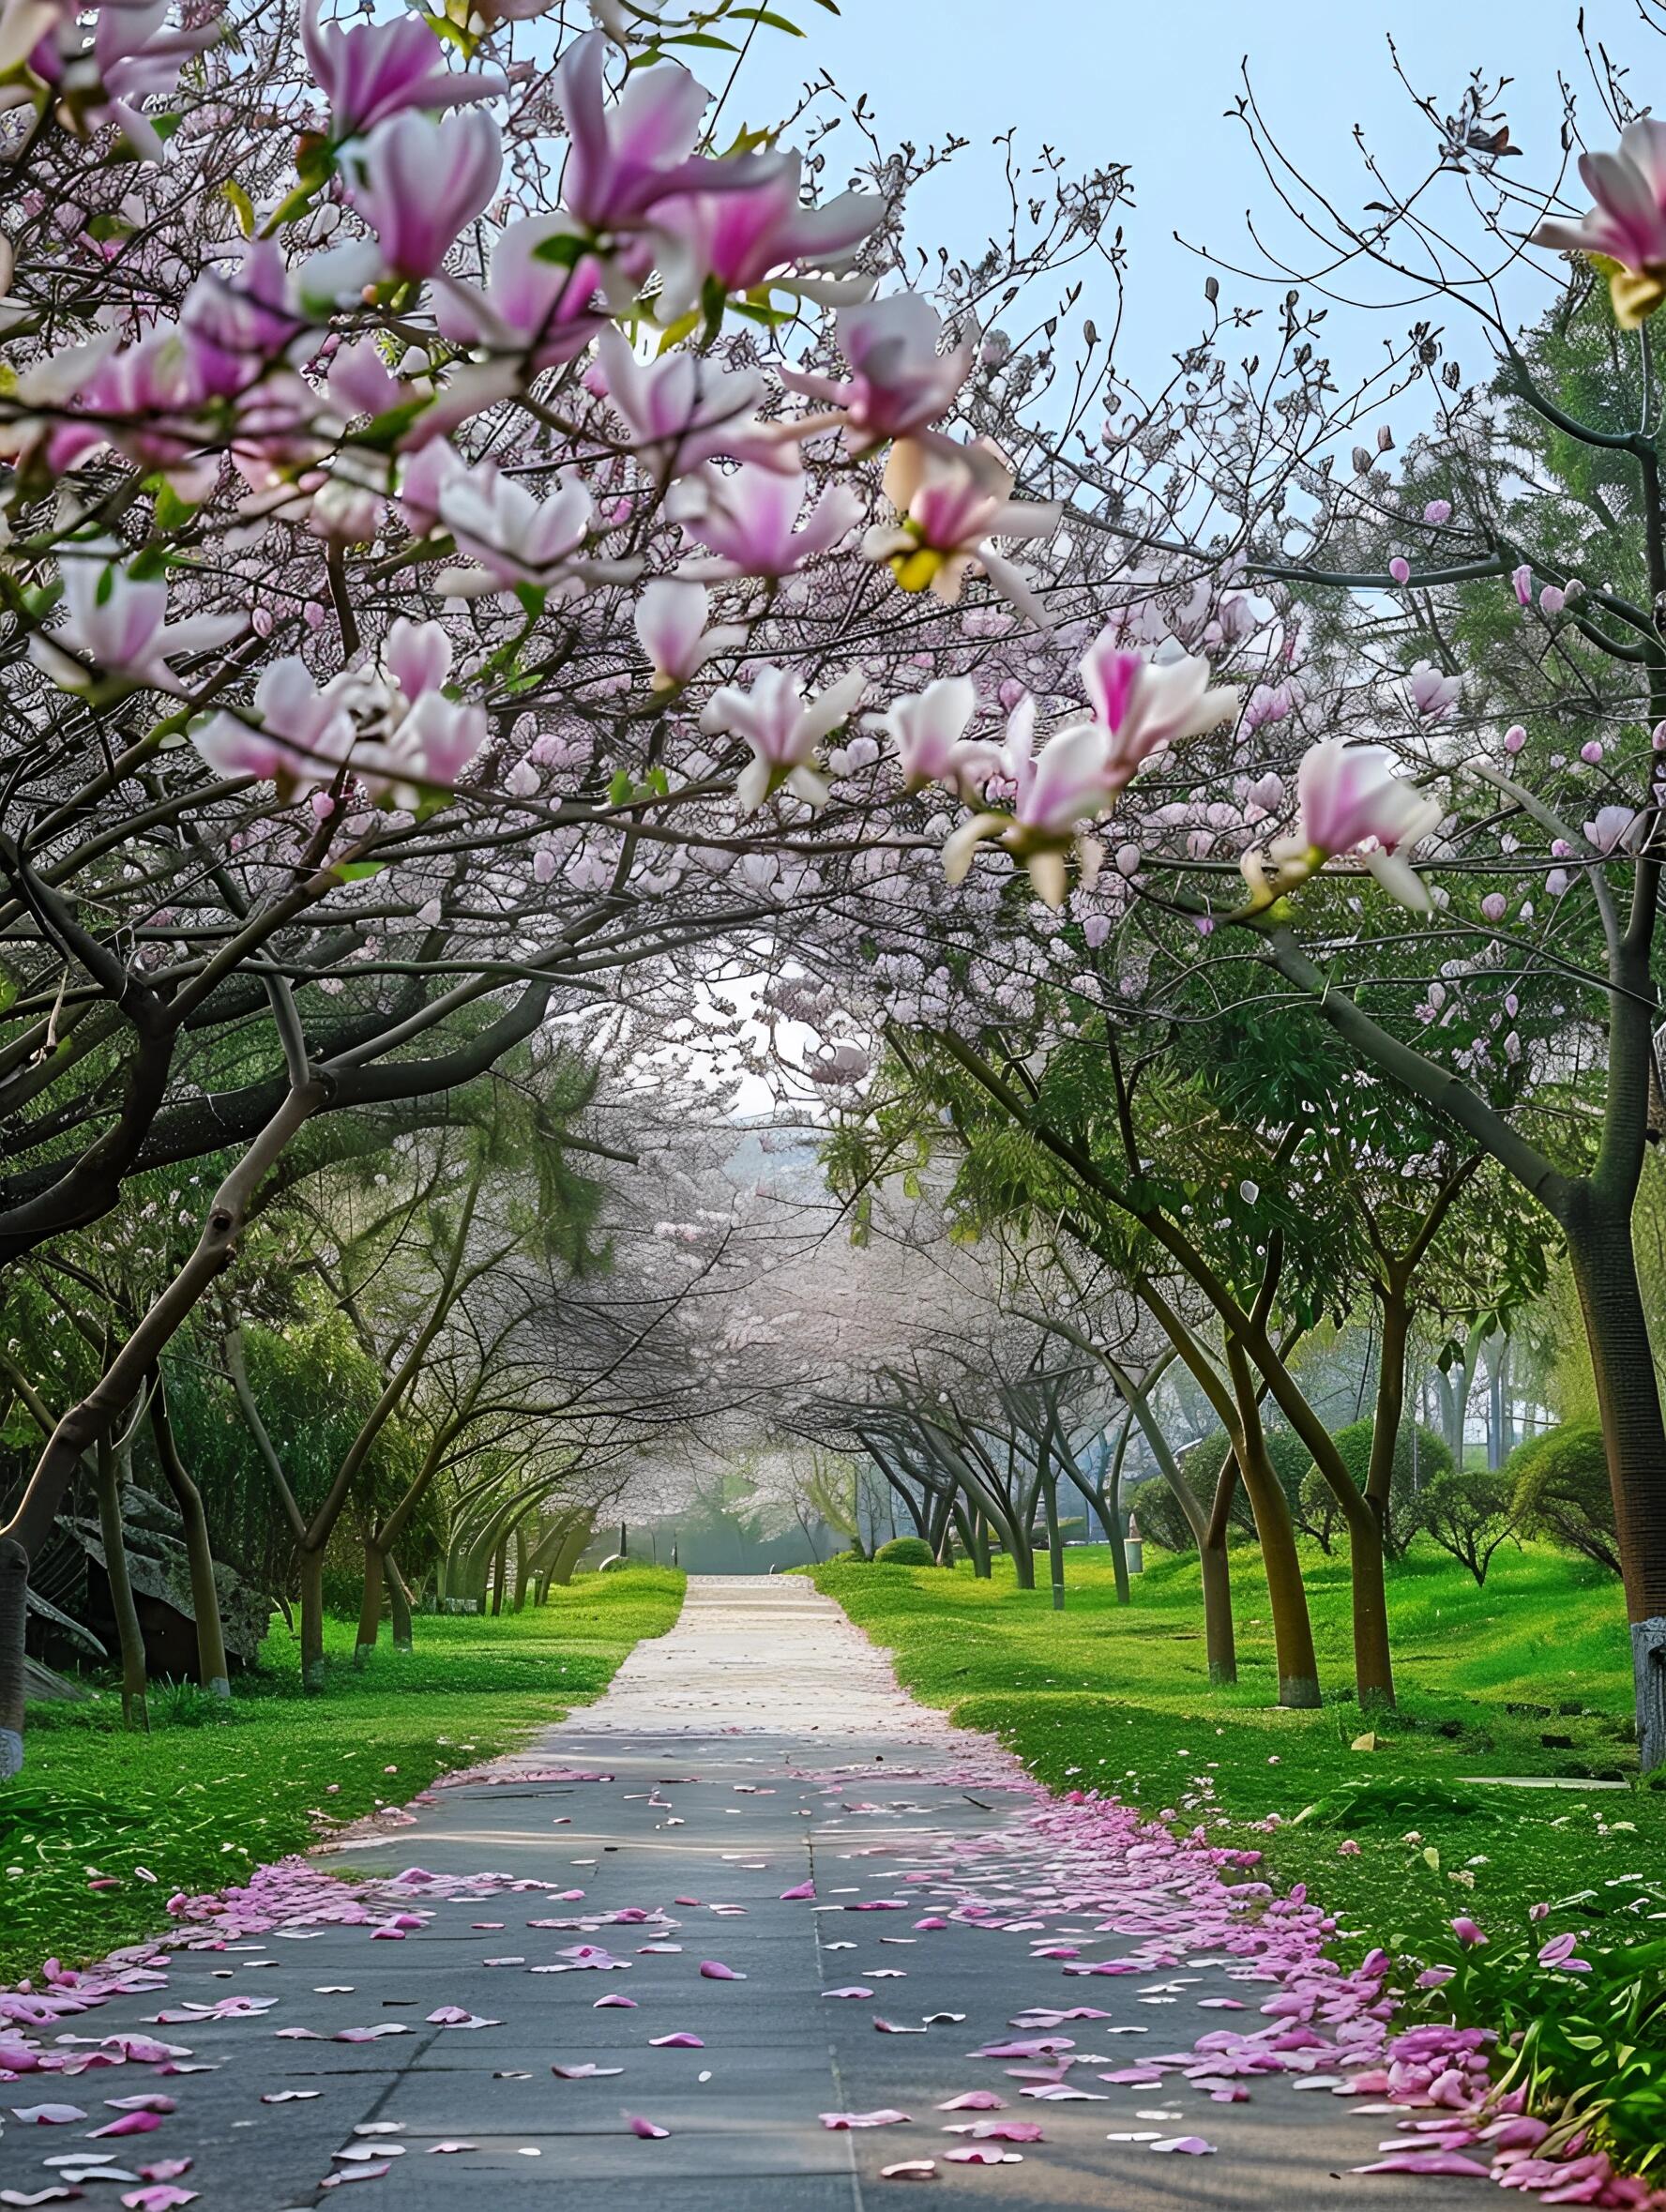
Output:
[738, 58, 1666, 1766]
[0, 0, 1150, 1771]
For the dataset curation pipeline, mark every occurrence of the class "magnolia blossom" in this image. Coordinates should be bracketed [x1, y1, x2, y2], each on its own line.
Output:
[671, 464, 860, 579]
[1078, 627, 1240, 792]
[633, 578, 742, 690]
[1242, 738, 1445, 911]
[1404, 659, 1461, 721]
[32, 544, 240, 695]
[700, 664, 866, 812]
[439, 463, 592, 591]
[342, 109, 504, 285]
[881, 676, 994, 794]
[782, 295, 974, 447]
[434, 216, 607, 370]
[864, 437, 1058, 626]
[25, 0, 220, 162]
[553, 31, 711, 235]
[191, 657, 356, 794]
[1585, 805, 1643, 854]
[651, 151, 882, 319]
[301, 2, 505, 143]
[594, 326, 787, 479]
[942, 697, 1114, 907]
[1532, 118, 1666, 326]
[358, 689, 488, 805]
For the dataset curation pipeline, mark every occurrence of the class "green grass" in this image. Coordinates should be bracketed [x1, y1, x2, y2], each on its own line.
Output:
[810, 1542, 1666, 1967]
[1, 1568, 685, 1986]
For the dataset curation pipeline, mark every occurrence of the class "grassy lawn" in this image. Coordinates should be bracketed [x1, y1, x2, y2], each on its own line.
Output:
[1, 1567, 685, 1987]
[810, 1542, 1666, 1967]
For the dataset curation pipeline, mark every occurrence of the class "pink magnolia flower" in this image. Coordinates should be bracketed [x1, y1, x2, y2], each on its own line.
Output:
[359, 689, 488, 803]
[553, 29, 756, 241]
[301, 1, 505, 142]
[782, 294, 974, 446]
[1405, 659, 1461, 720]
[433, 216, 608, 371]
[594, 326, 785, 479]
[882, 675, 996, 794]
[1243, 737, 1444, 911]
[865, 436, 1058, 626]
[632, 577, 742, 690]
[190, 658, 356, 795]
[1532, 119, 1666, 326]
[1078, 627, 1239, 792]
[700, 663, 866, 811]
[1424, 498, 1453, 524]
[651, 151, 882, 318]
[1450, 1917, 1487, 1947]
[1585, 804, 1642, 853]
[33, 543, 241, 696]
[671, 463, 860, 579]
[344, 109, 503, 282]
[439, 462, 592, 590]
[381, 616, 453, 705]
[1537, 1932, 1591, 1971]
[28, 1, 220, 163]
[943, 696, 1118, 906]
[1511, 562, 1533, 607]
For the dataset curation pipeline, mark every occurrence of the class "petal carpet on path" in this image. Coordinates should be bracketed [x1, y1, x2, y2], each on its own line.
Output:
[0, 1579, 1630, 2209]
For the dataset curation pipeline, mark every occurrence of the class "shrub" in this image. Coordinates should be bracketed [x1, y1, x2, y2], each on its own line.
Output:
[874, 1536, 936, 1567]
[1509, 1421, 1620, 1574]
[1419, 1464, 1517, 1584]
[1302, 1418, 1450, 1556]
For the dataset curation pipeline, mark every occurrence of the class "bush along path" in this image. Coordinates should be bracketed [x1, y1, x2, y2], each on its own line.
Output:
[0, 1575, 1649, 2212]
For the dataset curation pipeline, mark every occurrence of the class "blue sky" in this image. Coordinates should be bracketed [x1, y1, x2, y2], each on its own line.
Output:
[740, 0, 1664, 387]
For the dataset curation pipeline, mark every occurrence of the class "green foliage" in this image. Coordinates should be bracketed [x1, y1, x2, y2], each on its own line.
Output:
[1419, 1462, 1519, 1585]
[874, 1535, 936, 1566]
[2, 1569, 685, 1985]
[1302, 1418, 1450, 1555]
[1416, 1912, 1666, 2180]
[1510, 1422, 1620, 1575]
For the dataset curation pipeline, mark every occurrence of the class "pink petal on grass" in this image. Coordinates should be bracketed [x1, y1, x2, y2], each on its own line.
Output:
[627, 2116, 670, 2140]
[593, 1996, 637, 2010]
[137, 2166, 192, 2185]
[262, 2092, 321, 2104]
[1151, 2136, 1215, 2155]
[945, 2147, 1022, 2164]
[823, 1987, 873, 2001]
[780, 1881, 815, 1901]
[821, 2110, 912, 2129]
[552, 2064, 623, 2080]
[947, 2121, 1044, 2143]
[90, 2114, 164, 2139]
[105, 2098, 175, 2115]
[8, 2107, 86, 2126]
[121, 2191, 197, 2212]
[4, 2195, 83, 2208]
[939, 2093, 1006, 2112]
[318, 2163, 390, 2188]
[698, 1962, 745, 1980]
[879, 2162, 937, 2181]
[647, 2035, 704, 2049]
[427, 2144, 477, 2155]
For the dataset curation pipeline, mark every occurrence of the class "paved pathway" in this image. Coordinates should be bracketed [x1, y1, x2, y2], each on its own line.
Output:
[0, 1578, 1491, 2210]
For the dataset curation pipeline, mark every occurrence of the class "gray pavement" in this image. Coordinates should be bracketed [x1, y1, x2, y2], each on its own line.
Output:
[0, 1577, 1491, 2209]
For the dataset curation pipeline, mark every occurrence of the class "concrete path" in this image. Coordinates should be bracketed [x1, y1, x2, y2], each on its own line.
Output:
[0, 1578, 1489, 2210]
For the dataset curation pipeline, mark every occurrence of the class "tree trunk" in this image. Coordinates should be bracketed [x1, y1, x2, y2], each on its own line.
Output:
[96, 1438, 149, 1732]
[511, 1523, 528, 1613]
[1040, 1477, 1066, 1611]
[0, 1537, 27, 1777]
[966, 1507, 991, 1579]
[387, 1553, 415, 1650]
[550, 1514, 594, 1587]
[298, 1547, 326, 1693]
[1234, 1415, 1321, 1708]
[1367, 1287, 1409, 1557]
[149, 1379, 230, 1697]
[1199, 1538, 1236, 1689]
[1567, 1197, 1666, 1769]
[490, 1538, 507, 1616]
[355, 1536, 384, 1666]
